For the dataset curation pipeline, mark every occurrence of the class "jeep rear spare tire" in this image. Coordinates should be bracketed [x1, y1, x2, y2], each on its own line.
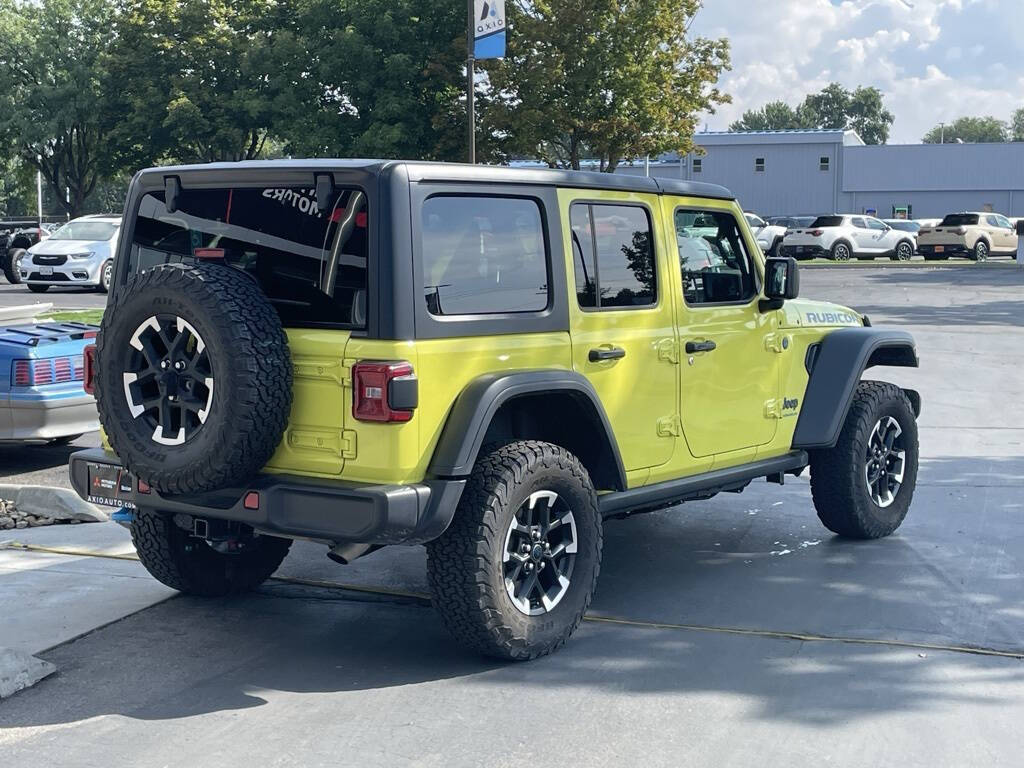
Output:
[95, 262, 292, 494]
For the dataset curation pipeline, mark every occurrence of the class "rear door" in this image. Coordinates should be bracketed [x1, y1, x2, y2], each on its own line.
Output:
[665, 199, 780, 459]
[563, 190, 678, 474]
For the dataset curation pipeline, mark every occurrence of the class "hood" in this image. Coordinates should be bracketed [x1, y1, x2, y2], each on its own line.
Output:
[28, 238, 110, 256]
[779, 298, 864, 329]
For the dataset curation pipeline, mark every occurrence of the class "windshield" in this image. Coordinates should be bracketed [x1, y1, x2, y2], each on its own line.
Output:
[940, 214, 979, 227]
[811, 216, 844, 228]
[50, 221, 118, 241]
[128, 186, 368, 328]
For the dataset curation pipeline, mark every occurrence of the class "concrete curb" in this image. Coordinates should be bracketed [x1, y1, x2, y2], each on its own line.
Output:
[0, 647, 56, 699]
[0, 484, 108, 523]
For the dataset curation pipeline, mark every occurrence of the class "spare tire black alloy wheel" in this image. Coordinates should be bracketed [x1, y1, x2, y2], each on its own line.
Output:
[503, 490, 578, 615]
[123, 315, 214, 446]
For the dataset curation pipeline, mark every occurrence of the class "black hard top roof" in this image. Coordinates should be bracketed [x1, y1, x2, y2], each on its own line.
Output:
[140, 159, 735, 201]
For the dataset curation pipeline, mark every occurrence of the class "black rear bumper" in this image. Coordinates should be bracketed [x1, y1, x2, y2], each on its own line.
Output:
[69, 448, 465, 545]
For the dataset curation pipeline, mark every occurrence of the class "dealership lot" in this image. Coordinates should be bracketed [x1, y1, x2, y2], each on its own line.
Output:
[0, 283, 107, 311]
[2, 265, 1023, 766]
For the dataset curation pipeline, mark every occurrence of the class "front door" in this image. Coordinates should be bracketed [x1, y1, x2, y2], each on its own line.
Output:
[668, 201, 780, 458]
[564, 191, 678, 473]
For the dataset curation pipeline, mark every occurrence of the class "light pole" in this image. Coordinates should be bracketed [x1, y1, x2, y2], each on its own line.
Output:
[940, 122, 945, 144]
[466, 0, 476, 164]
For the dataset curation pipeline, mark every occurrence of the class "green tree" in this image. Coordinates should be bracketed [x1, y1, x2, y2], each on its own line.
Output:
[106, 0, 290, 166]
[0, 0, 117, 218]
[922, 116, 1009, 144]
[1010, 108, 1024, 142]
[485, 0, 730, 172]
[274, 0, 470, 161]
[729, 101, 817, 132]
[731, 83, 894, 144]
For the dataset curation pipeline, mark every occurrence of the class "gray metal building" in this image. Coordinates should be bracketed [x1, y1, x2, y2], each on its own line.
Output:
[617, 130, 1024, 219]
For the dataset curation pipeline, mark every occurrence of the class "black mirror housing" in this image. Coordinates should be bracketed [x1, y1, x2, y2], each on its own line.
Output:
[761, 256, 799, 311]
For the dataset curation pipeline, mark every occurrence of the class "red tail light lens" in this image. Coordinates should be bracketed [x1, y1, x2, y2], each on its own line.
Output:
[809, 229, 824, 237]
[12, 356, 87, 387]
[83, 345, 97, 394]
[352, 361, 417, 422]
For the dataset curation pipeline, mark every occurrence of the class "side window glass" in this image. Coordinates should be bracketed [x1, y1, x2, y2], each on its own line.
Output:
[570, 205, 597, 308]
[570, 203, 656, 310]
[421, 196, 549, 316]
[852, 218, 867, 229]
[867, 218, 886, 231]
[675, 209, 757, 306]
[986, 215, 1000, 228]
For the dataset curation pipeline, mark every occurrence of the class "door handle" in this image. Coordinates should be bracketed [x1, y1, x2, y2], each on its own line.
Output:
[685, 340, 717, 354]
[589, 346, 626, 362]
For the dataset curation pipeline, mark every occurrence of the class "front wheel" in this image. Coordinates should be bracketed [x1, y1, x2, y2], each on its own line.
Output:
[810, 381, 919, 539]
[131, 508, 292, 596]
[98, 259, 113, 293]
[427, 441, 602, 661]
[892, 241, 914, 261]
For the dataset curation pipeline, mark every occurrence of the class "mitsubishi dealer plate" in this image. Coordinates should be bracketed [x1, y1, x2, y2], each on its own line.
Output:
[39, 266, 53, 276]
[87, 463, 136, 509]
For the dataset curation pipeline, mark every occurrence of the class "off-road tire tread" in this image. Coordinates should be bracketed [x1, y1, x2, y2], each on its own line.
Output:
[426, 441, 602, 661]
[809, 381, 918, 539]
[131, 507, 291, 596]
[96, 262, 292, 494]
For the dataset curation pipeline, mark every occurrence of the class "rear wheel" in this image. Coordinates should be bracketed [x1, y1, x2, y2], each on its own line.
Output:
[970, 240, 989, 262]
[131, 507, 291, 596]
[426, 441, 602, 661]
[27, 283, 49, 293]
[830, 241, 852, 262]
[810, 382, 918, 539]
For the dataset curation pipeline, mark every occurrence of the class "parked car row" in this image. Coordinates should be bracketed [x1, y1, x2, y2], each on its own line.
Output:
[0, 220, 54, 284]
[744, 210, 1020, 262]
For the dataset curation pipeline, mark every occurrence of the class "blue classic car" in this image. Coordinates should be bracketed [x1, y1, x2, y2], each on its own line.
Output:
[0, 320, 99, 442]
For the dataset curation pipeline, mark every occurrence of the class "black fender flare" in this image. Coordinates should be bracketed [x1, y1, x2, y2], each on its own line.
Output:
[793, 327, 919, 450]
[427, 369, 627, 489]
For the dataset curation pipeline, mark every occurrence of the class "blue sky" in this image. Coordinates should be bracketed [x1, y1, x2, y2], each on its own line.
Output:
[692, 0, 1024, 143]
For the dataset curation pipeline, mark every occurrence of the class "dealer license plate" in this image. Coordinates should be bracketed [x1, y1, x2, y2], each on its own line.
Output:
[934, 246, 945, 253]
[795, 246, 805, 253]
[86, 463, 136, 509]
[39, 266, 53, 276]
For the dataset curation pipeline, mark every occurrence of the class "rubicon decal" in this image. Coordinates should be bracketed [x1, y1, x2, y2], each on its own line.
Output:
[805, 311, 859, 325]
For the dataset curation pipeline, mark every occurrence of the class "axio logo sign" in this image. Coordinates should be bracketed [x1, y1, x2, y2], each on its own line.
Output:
[474, 0, 506, 59]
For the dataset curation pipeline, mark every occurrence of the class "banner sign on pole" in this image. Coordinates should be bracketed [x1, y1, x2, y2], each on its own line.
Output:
[474, 0, 506, 59]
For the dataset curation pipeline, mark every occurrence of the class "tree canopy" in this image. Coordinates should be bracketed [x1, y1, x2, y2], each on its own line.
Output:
[483, 0, 730, 171]
[922, 116, 1010, 144]
[730, 83, 894, 145]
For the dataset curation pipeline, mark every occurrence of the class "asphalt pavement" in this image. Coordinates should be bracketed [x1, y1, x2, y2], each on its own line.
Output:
[2, 265, 1023, 766]
[0, 282, 107, 311]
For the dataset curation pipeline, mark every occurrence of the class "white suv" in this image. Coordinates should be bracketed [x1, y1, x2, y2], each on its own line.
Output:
[19, 215, 121, 293]
[781, 215, 916, 262]
[743, 212, 787, 257]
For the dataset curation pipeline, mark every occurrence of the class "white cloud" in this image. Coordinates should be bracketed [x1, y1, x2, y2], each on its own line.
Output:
[691, 0, 1024, 143]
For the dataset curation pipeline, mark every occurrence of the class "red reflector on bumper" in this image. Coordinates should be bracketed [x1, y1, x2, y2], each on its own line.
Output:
[243, 491, 260, 510]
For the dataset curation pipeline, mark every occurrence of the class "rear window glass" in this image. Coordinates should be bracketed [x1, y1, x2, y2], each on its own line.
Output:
[941, 214, 979, 226]
[811, 216, 844, 228]
[421, 196, 549, 316]
[129, 187, 368, 327]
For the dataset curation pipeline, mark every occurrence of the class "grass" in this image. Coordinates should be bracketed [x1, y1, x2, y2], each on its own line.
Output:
[41, 309, 105, 325]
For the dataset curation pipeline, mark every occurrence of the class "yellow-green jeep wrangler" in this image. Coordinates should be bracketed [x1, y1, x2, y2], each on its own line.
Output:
[71, 161, 921, 660]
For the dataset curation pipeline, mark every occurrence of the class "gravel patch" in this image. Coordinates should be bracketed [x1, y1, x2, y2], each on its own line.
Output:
[0, 498, 84, 529]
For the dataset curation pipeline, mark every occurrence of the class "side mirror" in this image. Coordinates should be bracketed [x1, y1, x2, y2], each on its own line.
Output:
[760, 256, 799, 311]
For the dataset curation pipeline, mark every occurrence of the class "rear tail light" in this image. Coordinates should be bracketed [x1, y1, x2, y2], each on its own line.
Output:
[194, 247, 225, 260]
[955, 227, 967, 235]
[12, 355, 87, 387]
[809, 229, 824, 237]
[83, 345, 97, 394]
[352, 360, 417, 422]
